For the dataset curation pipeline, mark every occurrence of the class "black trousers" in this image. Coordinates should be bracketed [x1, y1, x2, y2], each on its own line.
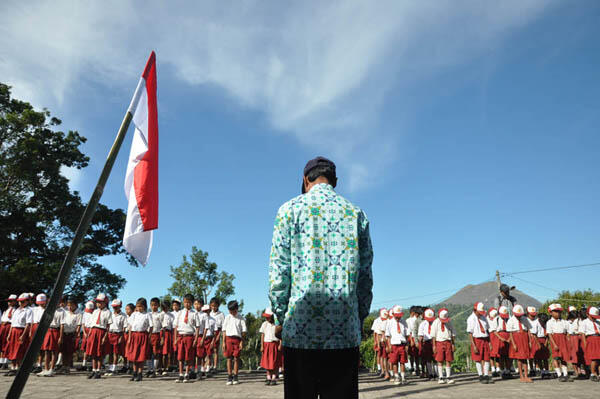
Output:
[283, 346, 359, 399]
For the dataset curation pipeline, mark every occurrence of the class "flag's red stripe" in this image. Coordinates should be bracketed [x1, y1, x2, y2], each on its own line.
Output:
[133, 52, 158, 231]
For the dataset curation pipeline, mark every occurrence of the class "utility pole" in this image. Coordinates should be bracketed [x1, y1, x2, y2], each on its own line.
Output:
[496, 270, 502, 289]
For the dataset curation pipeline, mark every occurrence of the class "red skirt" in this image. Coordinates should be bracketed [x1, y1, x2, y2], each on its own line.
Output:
[41, 328, 60, 351]
[490, 333, 499, 357]
[7, 327, 29, 361]
[420, 340, 433, 361]
[569, 335, 585, 365]
[161, 330, 173, 355]
[261, 341, 280, 370]
[534, 337, 550, 361]
[30, 323, 39, 339]
[378, 342, 388, 359]
[85, 327, 108, 357]
[61, 333, 77, 358]
[126, 331, 150, 362]
[509, 331, 530, 360]
[107, 332, 125, 356]
[150, 332, 161, 354]
[551, 333, 570, 360]
[203, 337, 214, 357]
[176, 335, 195, 362]
[80, 327, 91, 351]
[434, 341, 454, 362]
[585, 336, 600, 361]
[471, 337, 491, 361]
[196, 337, 206, 358]
[224, 336, 242, 358]
[0, 323, 11, 353]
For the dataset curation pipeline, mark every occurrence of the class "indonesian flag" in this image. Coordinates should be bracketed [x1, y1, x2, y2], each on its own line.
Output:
[123, 51, 158, 265]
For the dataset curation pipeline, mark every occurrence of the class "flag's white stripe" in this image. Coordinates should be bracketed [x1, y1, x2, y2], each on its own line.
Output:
[127, 77, 145, 115]
[124, 184, 153, 265]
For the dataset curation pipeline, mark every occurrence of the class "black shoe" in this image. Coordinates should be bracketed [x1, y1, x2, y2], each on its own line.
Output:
[5, 369, 16, 377]
[136, 373, 142, 382]
[486, 375, 494, 384]
[590, 375, 598, 382]
[226, 374, 233, 385]
[94, 371, 101, 379]
[558, 376, 567, 382]
[130, 372, 137, 381]
[271, 379, 277, 385]
[265, 379, 271, 385]
[189, 371, 197, 380]
[233, 374, 239, 385]
[479, 375, 488, 384]
[175, 375, 184, 383]
[87, 372, 95, 379]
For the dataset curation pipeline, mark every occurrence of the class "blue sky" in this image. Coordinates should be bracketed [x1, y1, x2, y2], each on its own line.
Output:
[1, 1, 599, 313]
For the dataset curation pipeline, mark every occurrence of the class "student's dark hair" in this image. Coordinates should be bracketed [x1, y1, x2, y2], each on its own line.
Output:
[161, 300, 171, 311]
[306, 164, 337, 187]
[209, 297, 220, 306]
[65, 296, 76, 304]
[227, 300, 239, 311]
[567, 310, 578, 321]
[538, 313, 549, 327]
[184, 293, 194, 302]
[195, 297, 205, 306]
[150, 297, 160, 305]
[136, 297, 148, 310]
[126, 303, 135, 310]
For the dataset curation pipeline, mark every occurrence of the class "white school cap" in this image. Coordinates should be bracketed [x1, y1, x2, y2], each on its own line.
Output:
[423, 308, 435, 322]
[17, 293, 29, 301]
[201, 304, 210, 312]
[488, 308, 498, 318]
[587, 306, 599, 319]
[474, 302, 485, 314]
[36, 293, 47, 304]
[568, 306, 577, 313]
[85, 301, 95, 310]
[512, 304, 525, 317]
[111, 299, 122, 307]
[498, 305, 510, 319]
[548, 303, 563, 312]
[6, 294, 17, 301]
[527, 306, 537, 316]
[392, 305, 404, 316]
[95, 293, 107, 302]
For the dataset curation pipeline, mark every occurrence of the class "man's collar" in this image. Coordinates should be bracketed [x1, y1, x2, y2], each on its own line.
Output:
[308, 183, 334, 193]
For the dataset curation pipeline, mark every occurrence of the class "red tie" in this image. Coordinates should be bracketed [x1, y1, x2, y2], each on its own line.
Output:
[428, 321, 431, 335]
[594, 322, 600, 335]
[477, 318, 485, 333]
[184, 310, 188, 324]
[441, 322, 445, 332]
[396, 320, 402, 334]
[518, 319, 523, 332]
[8, 308, 13, 318]
[96, 310, 101, 325]
[502, 320, 506, 331]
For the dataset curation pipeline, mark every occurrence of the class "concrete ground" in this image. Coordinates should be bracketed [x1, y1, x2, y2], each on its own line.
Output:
[1, 369, 598, 398]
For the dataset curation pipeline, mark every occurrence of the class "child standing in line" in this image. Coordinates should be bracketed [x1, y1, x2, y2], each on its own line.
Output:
[547, 303, 573, 382]
[580, 306, 600, 381]
[209, 297, 225, 373]
[385, 305, 408, 385]
[193, 298, 207, 380]
[487, 307, 500, 377]
[170, 297, 182, 371]
[406, 306, 421, 376]
[174, 294, 199, 383]
[526, 306, 539, 377]
[535, 313, 551, 378]
[37, 300, 65, 377]
[201, 304, 216, 377]
[79, 301, 95, 371]
[492, 306, 512, 379]
[373, 308, 390, 380]
[370, 309, 385, 376]
[105, 299, 126, 376]
[222, 300, 247, 386]
[123, 303, 135, 374]
[160, 301, 174, 376]
[431, 308, 455, 385]
[31, 293, 47, 373]
[0, 295, 17, 371]
[417, 308, 436, 380]
[467, 302, 493, 384]
[126, 297, 153, 382]
[148, 297, 164, 378]
[507, 304, 532, 383]
[60, 297, 81, 374]
[260, 308, 280, 386]
[567, 307, 585, 378]
[86, 293, 112, 379]
[5, 294, 33, 376]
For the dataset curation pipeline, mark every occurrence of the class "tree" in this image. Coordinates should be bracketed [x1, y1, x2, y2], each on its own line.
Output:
[168, 246, 235, 304]
[540, 290, 600, 314]
[0, 83, 133, 303]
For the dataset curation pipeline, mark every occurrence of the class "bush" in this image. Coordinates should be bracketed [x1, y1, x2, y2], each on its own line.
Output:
[360, 337, 376, 370]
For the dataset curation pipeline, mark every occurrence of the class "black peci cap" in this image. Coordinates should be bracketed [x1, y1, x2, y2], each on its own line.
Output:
[301, 156, 336, 194]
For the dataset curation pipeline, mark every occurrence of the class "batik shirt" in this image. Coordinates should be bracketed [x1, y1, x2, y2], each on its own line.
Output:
[269, 183, 374, 350]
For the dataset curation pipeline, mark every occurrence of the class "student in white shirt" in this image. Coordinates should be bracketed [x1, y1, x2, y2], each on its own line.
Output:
[259, 308, 281, 385]
[492, 305, 512, 379]
[174, 294, 199, 383]
[417, 308, 436, 379]
[60, 297, 81, 373]
[372, 308, 390, 380]
[0, 294, 17, 369]
[123, 302, 136, 374]
[546, 303, 572, 382]
[385, 305, 408, 385]
[566, 307, 585, 378]
[147, 297, 164, 377]
[507, 305, 532, 383]
[466, 302, 492, 383]
[31, 293, 47, 373]
[209, 297, 226, 372]
[580, 306, 600, 381]
[170, 297, 182, 369]
[5, 293, 33, 375]
[222, 300, 247, 386]
[192, 298, 208, 380]
[105, 299, 127, 376]
[37, 301, 65, 377]
[487, 307, 500, 377]
[200, 304, 216, 377]
[406, 306, 422, 376]
[160, 300, 174, 376]
[86, 293, 112, 379]
[525, 306, 540, 377]
[535, 313, 551, 379]
[127, 297, 153, 382]
[431, 308, 455, 384]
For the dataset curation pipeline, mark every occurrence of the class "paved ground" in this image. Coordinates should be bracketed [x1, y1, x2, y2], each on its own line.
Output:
[1, 370, 598, 398]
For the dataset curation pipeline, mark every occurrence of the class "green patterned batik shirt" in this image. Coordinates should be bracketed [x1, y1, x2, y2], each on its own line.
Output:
[269, 183, 373, 349]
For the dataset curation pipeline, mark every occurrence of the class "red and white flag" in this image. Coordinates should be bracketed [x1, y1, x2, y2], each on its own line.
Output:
[123, 51, 158, 265]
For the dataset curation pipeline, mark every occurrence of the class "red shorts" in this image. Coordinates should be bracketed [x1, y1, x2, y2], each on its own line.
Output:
[150, 332, 162, 354]
[7, 327, 29, 361]
[570, 335, 585, 365]
[85, 327, 108, 357]
[41, 328, 60, 352]
[126, 331, 149, 363]
[377, 342, 388, 359]
[161, 330, 173, 355]
[434, 341, 454, 362]
[80, 327, 91, 351]
[261, 341, 280, 370]
[550, 333, 570, 360]
[408, 338, 419, 357]
[509, 331, 530, 360]
[471, 337, 491, 362]
[0, 323, 12, 353]
[176, 335, 195, 362]
[419, 340, 433, 361]
[224, 336, 242, 358]
[61, 333, 77, 358]
[107, 332, 125, 356]
[585, 335, 600, 361]
[388, 344, 407, 365]
[203, 337, 214, 357]
[196, 338, 206, 358]
[534, 337, 550, 361]
[495, 332, 510, 357]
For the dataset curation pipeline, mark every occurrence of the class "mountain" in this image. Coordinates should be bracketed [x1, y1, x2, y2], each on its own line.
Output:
[439, 281, 542, 309]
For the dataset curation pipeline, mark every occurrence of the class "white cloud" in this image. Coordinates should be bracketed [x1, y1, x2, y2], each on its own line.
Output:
[0, 0, 552, 191]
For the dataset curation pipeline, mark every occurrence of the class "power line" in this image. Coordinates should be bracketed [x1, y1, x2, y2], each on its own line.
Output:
[501, 262, 600, 277]
[505, 275, 561, 293]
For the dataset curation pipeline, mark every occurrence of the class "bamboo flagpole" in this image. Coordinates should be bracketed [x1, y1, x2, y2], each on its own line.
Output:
[6, 51, 157, 399]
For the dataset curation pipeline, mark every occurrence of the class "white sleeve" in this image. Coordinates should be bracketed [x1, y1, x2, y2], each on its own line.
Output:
[241, 319, 247, 333]
[466, 315, 474, 333]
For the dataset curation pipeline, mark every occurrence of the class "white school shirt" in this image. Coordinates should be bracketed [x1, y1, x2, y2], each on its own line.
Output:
[546, 318, 568, 334]
[48, 308, 65, 328]
[579, 318, 600, 336]
[417, 320, 434, 341]
[89, 308, 112, 329]
[430, 319, 455, 342]
[32, 306, 45, 324]
[150, 311, 163, 333]
[10, 307, 33, 328]
[195, 311, 208, 334]
[128, 311, 153, 332]
[162, 312, 174, 330]
[371, 317, 384, 335]
[204, 315, 216, 337]
[567, 319, 579, 335]
[222, 314, 247, 338]
[175, 308, 197, 335]
[259, 321, 279, 343]
[1, 307, 14, 323]
[528, 318, 540, 335]
[109, 312, 127, 333]
[495, 316, 509, 332]
[466, 313, 489, 338]
[506, 315, 531, 332]
[210, 310, 225, 330]
[385, 318, 409, 345]
[82, 312, 94, 329]
[487, 316, 498, 332]
[406, 316, 418, 339]
[63, 310, 82, 334]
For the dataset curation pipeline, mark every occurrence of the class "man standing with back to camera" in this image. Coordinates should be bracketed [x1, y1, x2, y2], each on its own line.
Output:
[269, 157, 374, 399]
